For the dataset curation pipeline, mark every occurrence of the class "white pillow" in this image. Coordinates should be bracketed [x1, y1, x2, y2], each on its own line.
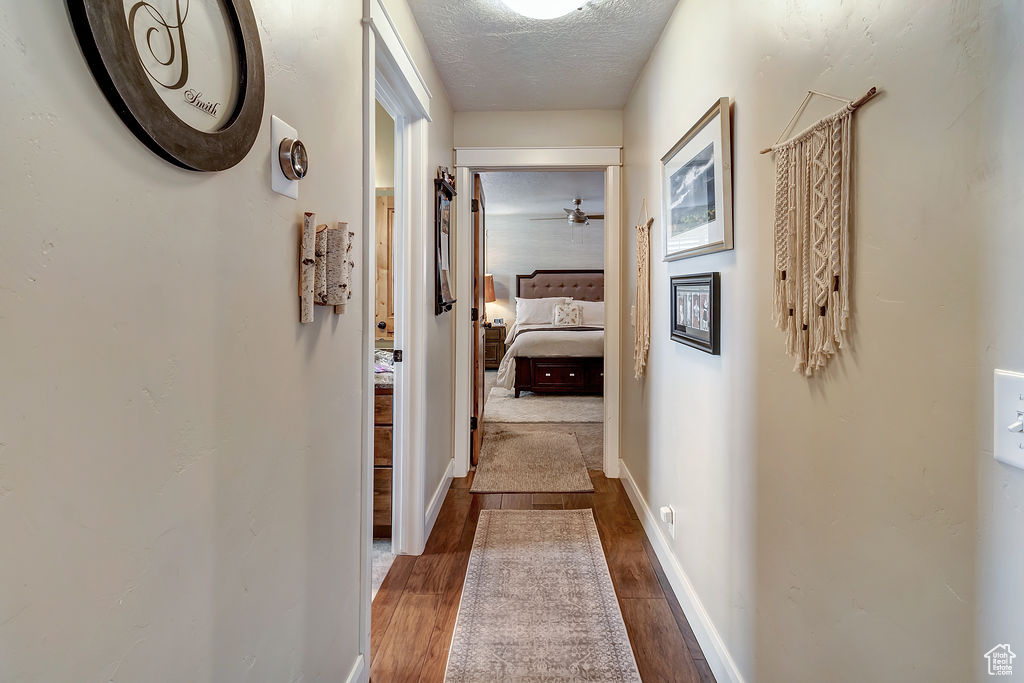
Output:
[576, 300, 605, 326]
[553, 301, 582, 327]
[515, 296, 570, 325]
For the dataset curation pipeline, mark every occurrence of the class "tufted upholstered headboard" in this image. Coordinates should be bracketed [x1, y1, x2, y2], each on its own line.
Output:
[516, 269, 604, 302]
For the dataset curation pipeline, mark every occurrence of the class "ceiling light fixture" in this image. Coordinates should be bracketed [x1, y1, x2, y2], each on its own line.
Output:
[501, 0, 586, 20]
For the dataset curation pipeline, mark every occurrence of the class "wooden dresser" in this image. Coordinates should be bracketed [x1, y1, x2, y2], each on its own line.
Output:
[484, 324, 507, 369]
[373, 385, 393, 539]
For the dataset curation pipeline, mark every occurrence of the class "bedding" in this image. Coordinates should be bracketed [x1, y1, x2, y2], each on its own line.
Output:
[576, 300, 605, 326]
[514, 296, 570, 326]
[497, 323, 604, 389]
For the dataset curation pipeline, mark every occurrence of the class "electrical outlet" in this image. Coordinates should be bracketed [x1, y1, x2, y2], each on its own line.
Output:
[658, 505, 676, 539]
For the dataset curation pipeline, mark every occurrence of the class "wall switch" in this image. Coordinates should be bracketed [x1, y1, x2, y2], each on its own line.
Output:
[658, 505, 675, 538]
[994, 370, 1024, 470]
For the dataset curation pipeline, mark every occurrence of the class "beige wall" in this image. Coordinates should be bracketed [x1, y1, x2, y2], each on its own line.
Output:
[620, 0, 1010, 680]
[454, 109, 622, 148]
[0, 0, 453, 680]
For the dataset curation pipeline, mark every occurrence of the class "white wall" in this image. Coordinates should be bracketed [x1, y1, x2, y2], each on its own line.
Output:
[485, 215, 604, 323]
[0, 0, 453, 680]
[454, 109, 622, 148]
[375, 101, 395, 189]
[976, 3, 1024, 675]
[620, 1, 1007, 681]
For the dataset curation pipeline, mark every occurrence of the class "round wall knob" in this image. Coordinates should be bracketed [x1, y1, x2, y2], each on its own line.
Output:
[279, 138, 308, 180]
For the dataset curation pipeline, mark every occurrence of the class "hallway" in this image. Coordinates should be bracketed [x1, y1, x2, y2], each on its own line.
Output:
[370, 467, 715, 682]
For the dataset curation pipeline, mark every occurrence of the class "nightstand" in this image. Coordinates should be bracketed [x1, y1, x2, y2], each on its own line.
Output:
[484, 324, 507, 369]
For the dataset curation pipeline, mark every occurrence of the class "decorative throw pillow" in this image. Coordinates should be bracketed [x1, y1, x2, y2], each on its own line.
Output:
[515, 296, 570, 325]
[575, 300, 605, 326]
[553, 301, 582, 327]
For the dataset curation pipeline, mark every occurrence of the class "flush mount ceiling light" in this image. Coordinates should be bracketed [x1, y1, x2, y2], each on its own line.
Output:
[501, 0, 587, 20]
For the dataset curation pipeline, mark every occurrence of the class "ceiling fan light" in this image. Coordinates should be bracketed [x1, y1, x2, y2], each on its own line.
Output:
[501, 0, 586, 20]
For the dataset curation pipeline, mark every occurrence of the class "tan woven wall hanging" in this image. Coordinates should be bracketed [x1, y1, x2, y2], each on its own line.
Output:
[633, 199, 654, 379]
[762, 87, 878, 375]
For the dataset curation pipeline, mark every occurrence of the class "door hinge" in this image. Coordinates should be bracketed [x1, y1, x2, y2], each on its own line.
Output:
[471, 199, 480, 212]
[393, 349, 403, 363]
[470, 416, 478, 431]
[471, 307, 479, 322]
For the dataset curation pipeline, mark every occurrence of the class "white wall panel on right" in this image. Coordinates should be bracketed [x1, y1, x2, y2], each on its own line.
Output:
[620, 1, 1016, 681]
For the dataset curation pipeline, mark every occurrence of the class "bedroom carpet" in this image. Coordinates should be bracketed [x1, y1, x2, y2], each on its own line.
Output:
[470, 431, 594, 493]
[485, 387, 604, 423]
[443, 509, 641, 682]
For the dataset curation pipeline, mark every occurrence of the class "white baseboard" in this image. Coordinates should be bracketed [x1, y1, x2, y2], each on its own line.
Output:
[618, 459, 746, 683]
[345, 654, 367, 683]
[425, 458, 454, 539]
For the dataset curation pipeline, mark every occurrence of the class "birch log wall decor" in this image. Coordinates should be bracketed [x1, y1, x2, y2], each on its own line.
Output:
[300, 212, 317, 324]
[314, 226, 328, 304]
[298, 215, 355, 323]
[762, 86, 878, 375]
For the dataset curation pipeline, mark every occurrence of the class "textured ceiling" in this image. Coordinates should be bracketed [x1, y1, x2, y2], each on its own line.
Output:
[480, 172, 604, 217]
[406, 0, 679, 111]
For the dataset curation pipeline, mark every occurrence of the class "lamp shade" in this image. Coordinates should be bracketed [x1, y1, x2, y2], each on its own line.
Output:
[484, 274, 496, 303]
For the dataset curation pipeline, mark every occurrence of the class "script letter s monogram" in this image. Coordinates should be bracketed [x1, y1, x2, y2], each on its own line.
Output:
[127, 0, 191, 90]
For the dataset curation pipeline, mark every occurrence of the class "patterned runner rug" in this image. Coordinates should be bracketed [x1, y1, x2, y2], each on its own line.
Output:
[444, 510, 640, 682]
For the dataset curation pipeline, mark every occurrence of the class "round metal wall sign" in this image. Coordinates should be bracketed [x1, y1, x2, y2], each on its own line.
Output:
[66, 0, 265, 172]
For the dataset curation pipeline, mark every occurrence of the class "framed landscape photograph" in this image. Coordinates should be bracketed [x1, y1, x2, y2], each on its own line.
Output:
[661, 97, 733, 261]
[670, 273, 720, 355]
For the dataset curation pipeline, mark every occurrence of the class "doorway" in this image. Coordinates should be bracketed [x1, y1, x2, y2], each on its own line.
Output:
[470, 171, 609, 471]
[370, 100, 397, 600]
[360, 0, 436, 673]
[453, 148, 623, 480]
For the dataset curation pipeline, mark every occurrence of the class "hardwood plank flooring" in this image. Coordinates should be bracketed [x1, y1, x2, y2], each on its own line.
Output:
[370, 468, 715, 682]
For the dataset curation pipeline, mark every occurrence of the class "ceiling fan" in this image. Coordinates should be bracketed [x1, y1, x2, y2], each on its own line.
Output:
[530, 197, 604, 226]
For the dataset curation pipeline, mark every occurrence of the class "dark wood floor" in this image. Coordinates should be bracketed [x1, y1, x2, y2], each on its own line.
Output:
[369, 468, 716, 682]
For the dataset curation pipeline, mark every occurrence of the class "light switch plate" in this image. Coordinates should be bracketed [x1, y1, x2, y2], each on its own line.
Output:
[994, 369, 1024, 470]
[271, 115, 298, 199]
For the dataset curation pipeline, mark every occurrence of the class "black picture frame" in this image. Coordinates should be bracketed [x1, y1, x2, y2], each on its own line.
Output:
[66, 0, 265, 172]
[434, 178, 457, 315]
[670, 272, 720, 355]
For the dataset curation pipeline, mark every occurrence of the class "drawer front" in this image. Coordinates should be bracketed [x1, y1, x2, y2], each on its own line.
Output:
[485, 341, 500, 364]
[374, 426, 393, 466]
[373, 468, 392, 527]
[534, 362, 586, 387]
[374, 394, 393, 425]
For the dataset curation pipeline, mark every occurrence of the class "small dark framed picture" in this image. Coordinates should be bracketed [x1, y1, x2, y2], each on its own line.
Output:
[670, 273, 720, 355]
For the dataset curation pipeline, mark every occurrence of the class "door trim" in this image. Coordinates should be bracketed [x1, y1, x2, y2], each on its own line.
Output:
[360, 2, 432, 678]
[453, 147, 624, 480]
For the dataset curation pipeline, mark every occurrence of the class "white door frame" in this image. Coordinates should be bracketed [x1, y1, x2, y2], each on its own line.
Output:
[452, 147, 623, 480]
[358, 1, 432, 680]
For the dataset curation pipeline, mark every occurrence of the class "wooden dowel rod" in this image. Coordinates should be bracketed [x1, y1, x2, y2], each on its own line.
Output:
[761, 86, 879, 154]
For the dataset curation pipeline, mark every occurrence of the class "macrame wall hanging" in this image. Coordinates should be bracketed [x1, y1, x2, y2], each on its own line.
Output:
[761, 86, 878, 376]
[633, 199, 654, 380]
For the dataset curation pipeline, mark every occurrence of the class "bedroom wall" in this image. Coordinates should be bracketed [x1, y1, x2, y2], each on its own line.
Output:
[454, 109, 622, 148]
[620, 0, 1001, 680]
[0, 0, 453, 680]
[485, 215, 605, 324]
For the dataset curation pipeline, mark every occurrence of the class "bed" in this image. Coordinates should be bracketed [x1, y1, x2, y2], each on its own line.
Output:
[496, 269, 605, 397]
